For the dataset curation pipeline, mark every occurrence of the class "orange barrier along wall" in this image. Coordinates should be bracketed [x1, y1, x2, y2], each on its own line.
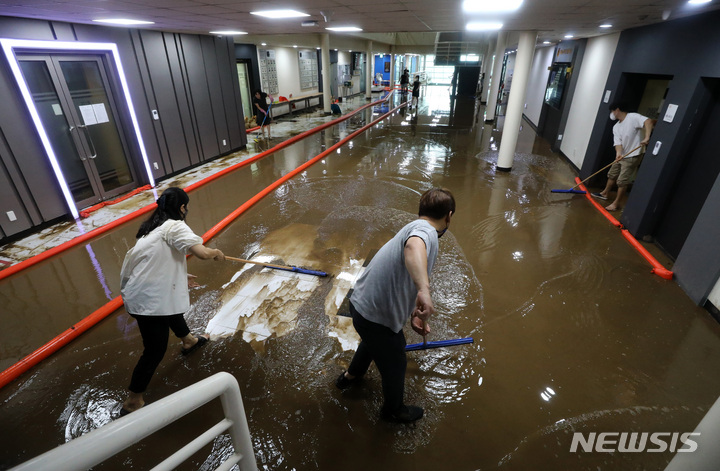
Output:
[0, 96, 400, 390]
[574, 177, 673, 280]
[576, 177, 622, 228]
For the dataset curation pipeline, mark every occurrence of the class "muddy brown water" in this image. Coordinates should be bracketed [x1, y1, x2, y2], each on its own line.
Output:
[2, 92, 720, 470]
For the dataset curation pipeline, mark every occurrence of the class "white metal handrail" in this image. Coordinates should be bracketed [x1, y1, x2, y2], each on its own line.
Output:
[11, 372, 257, 471]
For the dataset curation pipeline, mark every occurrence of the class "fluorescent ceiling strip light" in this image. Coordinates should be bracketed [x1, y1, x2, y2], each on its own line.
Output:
[93, 19, 154, 25]
[463, 0, 522, 12]
[210, 31, 248, 35]
[326, 27, 363, 32]
[466, 22, 503, 31]
[0, 38, 155, 219]
[250, 10, 309, 18]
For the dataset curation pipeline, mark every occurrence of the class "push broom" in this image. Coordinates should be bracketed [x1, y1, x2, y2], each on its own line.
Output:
[551, 144, 643, 194]
[405, 318, 474, 351]
[226, 255, 328, 277]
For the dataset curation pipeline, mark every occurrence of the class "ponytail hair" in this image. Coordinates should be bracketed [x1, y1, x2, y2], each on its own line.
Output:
[136, 187, 189, 238]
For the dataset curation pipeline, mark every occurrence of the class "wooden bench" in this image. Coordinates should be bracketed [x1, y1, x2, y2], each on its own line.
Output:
[271, 92, 324, 118]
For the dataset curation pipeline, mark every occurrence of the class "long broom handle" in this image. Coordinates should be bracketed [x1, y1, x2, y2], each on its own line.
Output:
[225, 255, 328, 277]
[571, 144, 643, 190]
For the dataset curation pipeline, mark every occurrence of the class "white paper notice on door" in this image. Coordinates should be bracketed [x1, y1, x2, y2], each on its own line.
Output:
[92, 103, 109, 124]
[79, 105, 97, 125]
[79, 103, 110, 125]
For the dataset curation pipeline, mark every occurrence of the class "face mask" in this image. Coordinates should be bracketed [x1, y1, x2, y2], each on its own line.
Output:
[609, 112, 617, 121]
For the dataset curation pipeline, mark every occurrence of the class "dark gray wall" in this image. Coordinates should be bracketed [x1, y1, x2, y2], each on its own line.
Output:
[581, 10, 720, 305]
[0, 17, 247, 241]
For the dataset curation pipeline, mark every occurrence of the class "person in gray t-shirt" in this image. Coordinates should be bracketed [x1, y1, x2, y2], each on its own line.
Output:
[336, 188, 456, 423]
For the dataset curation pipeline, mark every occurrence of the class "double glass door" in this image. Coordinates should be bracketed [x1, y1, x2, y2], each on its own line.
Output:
[18, 54, 136, 209]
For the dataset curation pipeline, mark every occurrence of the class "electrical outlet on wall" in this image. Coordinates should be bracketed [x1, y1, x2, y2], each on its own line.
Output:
[7, 211, 17, 222]
[153, 162, 159, 170]
[222, 139, 227, 146]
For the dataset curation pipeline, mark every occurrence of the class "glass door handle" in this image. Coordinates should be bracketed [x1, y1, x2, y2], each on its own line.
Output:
[77, 124, 97, 159]
[68, 126, 87, 161]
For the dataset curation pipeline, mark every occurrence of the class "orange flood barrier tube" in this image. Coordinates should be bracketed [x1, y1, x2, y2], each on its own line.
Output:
[0, 95, 401, 390]
[0, 297, 125, 389]
[575, 177, 622, 228]
[574, 177, 673, 280]
[621, 229, 674, 280]
[0, 92, 393, 284]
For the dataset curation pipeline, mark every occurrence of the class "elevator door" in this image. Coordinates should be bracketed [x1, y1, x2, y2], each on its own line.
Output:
[655, 79, 720, 259]
[18, 54, 136, 210]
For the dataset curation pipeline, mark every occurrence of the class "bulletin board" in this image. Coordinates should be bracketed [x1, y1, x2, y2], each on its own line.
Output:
[298, 50, 318, 90]
[258, 49, 279, 96]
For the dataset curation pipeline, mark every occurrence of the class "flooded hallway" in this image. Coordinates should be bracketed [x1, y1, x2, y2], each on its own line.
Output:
[3, 3, 720, 470]
[2, 87, 720, 470]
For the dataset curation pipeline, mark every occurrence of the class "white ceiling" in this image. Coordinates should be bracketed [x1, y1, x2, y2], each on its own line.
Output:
[0, 0, 718, 46]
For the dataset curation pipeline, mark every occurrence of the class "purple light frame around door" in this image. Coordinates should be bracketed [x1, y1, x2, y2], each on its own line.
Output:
[0, 38, 155, 219]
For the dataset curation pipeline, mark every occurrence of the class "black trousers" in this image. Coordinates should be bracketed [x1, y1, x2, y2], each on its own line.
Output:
[128, 313, 190, 394]
[348, 302, 407, 415]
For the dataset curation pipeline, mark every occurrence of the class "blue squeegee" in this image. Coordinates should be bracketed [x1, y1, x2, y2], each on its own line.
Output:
[226, 256, 328, 277]
[550, 188, 586, 194]
[406, 337, 474, 351]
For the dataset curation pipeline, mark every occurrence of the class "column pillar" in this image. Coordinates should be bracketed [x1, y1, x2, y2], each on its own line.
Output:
[485, 31, 507, 123]
[481, 38, 495, 104]
[497, 31, 538, 171]
[389, 47, 395, 89]
[321, 33, 332, 114]
[365, 40, 373, 100]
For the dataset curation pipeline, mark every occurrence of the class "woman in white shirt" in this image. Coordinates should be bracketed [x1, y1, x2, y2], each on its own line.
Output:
[120, 187, 224, 415]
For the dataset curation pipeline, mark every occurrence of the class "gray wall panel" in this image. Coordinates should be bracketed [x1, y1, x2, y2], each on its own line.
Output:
[166, 33, 203, 168]
[0, 17, 55, 40]
[49, 21, 76, 41]
[139, 30, 193, 173]
[213, 37, 243, 151]
[0, 51, 67, 221]
[180, 34, 219, 161]
[200, 36, 228, 155]
[0, 131, 34, 237]
[128, 29, 171, 176]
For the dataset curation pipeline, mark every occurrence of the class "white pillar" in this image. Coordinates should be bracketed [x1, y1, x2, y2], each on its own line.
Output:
[497, 31, 537, 171]
[389, 48, 395, 89]
[485, 31, 507, 123]
[321, 33, 332, 114]
[365, 40, 373, 100]
[481, 39, 495, 104]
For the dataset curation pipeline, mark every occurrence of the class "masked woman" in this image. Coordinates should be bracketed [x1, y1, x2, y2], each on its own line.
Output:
[119, 187, 224, 415]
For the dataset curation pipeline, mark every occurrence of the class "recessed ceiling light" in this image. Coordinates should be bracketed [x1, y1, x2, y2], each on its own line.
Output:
[250, 10, 309, 19]
[316, 47, 321, 49]
[565, 34, 574, 38]
[462, 0, 522, 12]
[93, 19, 154, 25]
[688, 0, 711, 4]
[261, 43, 267, 46]
[293, 45, 298, 48]
[466, 22, 503, 31]
[334, 48, 338, 51]
[326, 26, 363, 32]
[543, 41, 551, 44]
[210, 30, 247, 35]
[599, 24, 612, 28]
